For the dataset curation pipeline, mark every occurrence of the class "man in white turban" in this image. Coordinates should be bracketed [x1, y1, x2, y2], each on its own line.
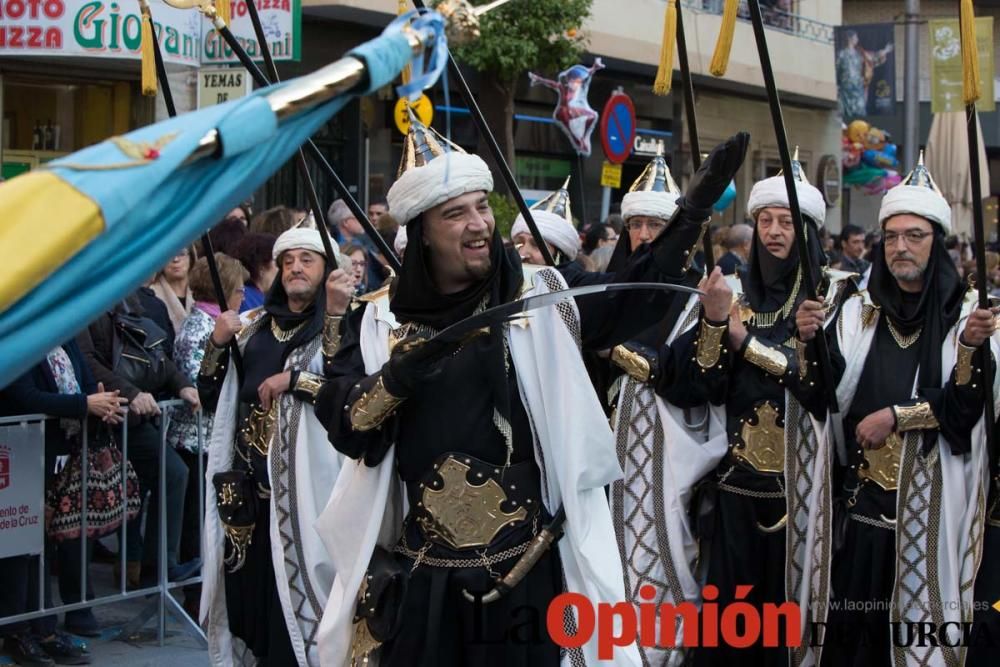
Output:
[313, 118, 749, 666]
[803, 154, 999, 666]
[199, 228, 356, 666]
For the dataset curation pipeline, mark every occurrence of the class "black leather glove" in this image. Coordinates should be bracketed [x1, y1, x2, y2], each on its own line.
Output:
[681, 131, 751, 217]
[381, 336, 459, 398]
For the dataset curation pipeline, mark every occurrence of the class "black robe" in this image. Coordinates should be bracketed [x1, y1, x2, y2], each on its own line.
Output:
[314, 216, 706, 667]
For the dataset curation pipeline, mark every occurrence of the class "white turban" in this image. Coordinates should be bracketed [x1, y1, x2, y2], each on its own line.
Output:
[747, 175, 827, 226]
[394, 225, 408, 256]
[272, 228, 325, 260]
[878, 185, 952, 234]
[387, 153, 494, 225]
[511, 210, 580, 261]
[621, 191, 679, 222]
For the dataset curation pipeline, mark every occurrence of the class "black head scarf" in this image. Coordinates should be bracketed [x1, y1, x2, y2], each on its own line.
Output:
[389, 213, 524, 439]
[390, 214, 522, 329]
[866, 228, 964, 393]
[740, 215, 827, 331]
[264, 251, 331, 364]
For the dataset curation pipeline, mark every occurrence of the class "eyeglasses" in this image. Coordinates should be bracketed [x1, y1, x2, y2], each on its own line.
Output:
[625, 220, 667, 234]
[883, 230, 933, 246]
[351, 260, 367, 268]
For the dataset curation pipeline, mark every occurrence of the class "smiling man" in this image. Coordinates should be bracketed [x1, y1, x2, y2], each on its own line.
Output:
[312, 119, 747, 666]
[810, 156, 998, 666]
[197, 228, 356, 666]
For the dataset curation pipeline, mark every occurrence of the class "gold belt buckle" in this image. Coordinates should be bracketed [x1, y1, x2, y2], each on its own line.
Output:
[734, 403, 785, 474]
[859, 433, 901, 491]
[418, 457, 527, 550]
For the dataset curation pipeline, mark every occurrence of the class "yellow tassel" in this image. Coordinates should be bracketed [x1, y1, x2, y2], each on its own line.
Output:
[709, 0, 739, 77]
[653, 0, 677, 96]
[399, 0, 411, 85]
[216, 0, 231, 27]
[960, 0, 980, 105]
[139, 0, 157, 97]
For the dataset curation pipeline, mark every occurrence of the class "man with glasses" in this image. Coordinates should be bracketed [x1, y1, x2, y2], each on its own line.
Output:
[806, 157, 998, 666]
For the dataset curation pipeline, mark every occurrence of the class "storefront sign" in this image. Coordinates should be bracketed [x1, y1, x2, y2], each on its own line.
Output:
[198, 67, 252, 108]
[600, 161, 622, 189]
[201, 0, 301, 65]
[0, 0, 300, 66]
[633, 135, 662, 157]
[0, 420, 45, 558]
[929, 17, 995, 113]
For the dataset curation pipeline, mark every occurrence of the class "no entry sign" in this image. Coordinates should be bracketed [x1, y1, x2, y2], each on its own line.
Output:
[600, 90, 636, 165]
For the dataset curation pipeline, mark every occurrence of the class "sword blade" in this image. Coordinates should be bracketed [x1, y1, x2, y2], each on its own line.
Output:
[429, 281, 702, 344]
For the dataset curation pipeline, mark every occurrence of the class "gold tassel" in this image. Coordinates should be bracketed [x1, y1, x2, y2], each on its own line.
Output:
[139, 0, 157, 97]
[709, 0, 739, 77]
[960, 0, 980, 104]
[216, 0, 231, 26]
[653, 0, 677, 95]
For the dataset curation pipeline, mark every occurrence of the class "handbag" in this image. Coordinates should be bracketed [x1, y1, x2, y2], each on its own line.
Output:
[46, 429, 142, 542]
[111, 308, 170, 393]
[212, 470, 258, 572]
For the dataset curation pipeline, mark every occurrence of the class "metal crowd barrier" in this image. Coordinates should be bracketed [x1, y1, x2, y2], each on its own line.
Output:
[0, 399, 207, 647]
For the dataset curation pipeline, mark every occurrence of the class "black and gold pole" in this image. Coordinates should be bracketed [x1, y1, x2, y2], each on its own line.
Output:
[409, 0, 556, 267]
[139, 0, 243, 381]
[958, 0, 997, 484]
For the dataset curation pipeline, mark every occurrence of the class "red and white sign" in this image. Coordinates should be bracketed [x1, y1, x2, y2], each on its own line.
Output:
[0, 0, 301, 66]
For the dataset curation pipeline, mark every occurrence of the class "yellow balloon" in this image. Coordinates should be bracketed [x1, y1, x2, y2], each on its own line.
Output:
[846, 119, 870, 146]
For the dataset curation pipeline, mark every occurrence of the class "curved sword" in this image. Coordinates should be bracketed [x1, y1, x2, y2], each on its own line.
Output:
[428, 281, 703, 345]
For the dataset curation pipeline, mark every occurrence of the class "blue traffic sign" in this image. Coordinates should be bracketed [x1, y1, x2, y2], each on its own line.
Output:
[600, 91, 636, 165]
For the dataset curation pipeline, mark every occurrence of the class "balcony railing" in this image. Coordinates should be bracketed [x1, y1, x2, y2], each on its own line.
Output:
[686, 0, 835, 45]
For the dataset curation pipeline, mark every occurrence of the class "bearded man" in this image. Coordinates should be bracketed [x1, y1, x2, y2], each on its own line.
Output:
[811, 157, 998, 666]
[313, 120, 748, 666]
[199, 229, 355, 666]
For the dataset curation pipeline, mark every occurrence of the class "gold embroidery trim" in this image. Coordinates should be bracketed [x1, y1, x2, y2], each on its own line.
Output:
[858, 433, 902, 491]
[744, 337, 788, 376]
[696, 319, 727, 369]
[241, 403, 277, 458]
[323, 314, 342, 358]
[350, 375, 405, 432]
[200, 338, 227, 377]
[611, 344, 651, 382]
[293, 371, 325, 401]
[893, 401, 939, 432]
[733, 402, 785, 473]
[955, 341, 976, 386]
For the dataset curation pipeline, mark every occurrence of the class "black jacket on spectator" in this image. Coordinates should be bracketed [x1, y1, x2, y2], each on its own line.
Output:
[717, 250, 745, 276]
[0, 339, 95, 456]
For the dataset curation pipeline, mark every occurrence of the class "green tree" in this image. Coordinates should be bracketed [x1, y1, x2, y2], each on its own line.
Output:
[436, 0, 593, 194]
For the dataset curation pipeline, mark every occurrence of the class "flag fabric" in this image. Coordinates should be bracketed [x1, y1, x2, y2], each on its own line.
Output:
[0, 15, 434, 387]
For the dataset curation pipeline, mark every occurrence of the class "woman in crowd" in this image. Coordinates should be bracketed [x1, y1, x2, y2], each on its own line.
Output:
[234, 232, 277, 312]
[0, 339, 128, 663]
[151, 246, 195, 333]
